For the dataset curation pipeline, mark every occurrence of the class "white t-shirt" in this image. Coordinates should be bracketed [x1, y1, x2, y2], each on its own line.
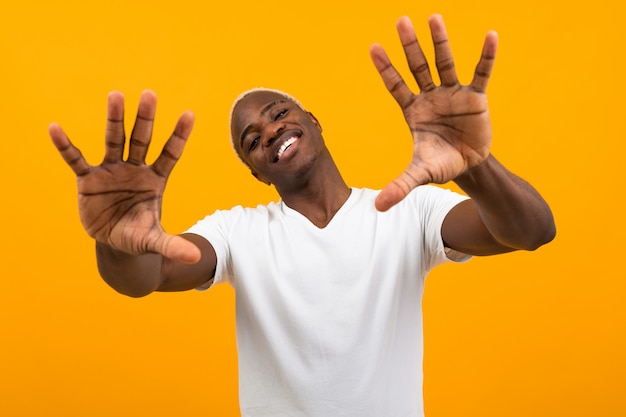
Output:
[186, 186, 469, 417]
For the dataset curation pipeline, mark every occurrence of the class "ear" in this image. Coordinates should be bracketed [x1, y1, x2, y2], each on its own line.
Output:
[251, 170, 271, 186]
[307, 112, 322, 132]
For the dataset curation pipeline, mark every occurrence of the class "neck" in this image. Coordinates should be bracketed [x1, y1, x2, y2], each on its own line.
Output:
[277, 160, 351, 229]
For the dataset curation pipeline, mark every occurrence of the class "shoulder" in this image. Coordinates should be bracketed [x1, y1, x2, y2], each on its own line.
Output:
[378, 185, 468, 213]
[186, 200, 281, 233]
[345, 186, 466, 217]
[211, 200, 281, 218]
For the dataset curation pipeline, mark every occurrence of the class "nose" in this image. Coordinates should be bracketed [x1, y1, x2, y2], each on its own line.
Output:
[261, 121, 285, 147]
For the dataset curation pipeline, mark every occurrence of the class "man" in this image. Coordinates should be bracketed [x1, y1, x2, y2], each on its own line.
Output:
[49, 14, 555, 417]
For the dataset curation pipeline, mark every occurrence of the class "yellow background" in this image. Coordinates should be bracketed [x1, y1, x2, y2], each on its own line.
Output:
[1, 0, 624, 416]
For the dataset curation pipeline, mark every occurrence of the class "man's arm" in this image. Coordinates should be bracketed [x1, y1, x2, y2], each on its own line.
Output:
[370, 14, 498, 211]
[442, 155, 555, 256]
[96, 233, 217, 297]
[370, 15, 555, 254]
[50, 90, 214, 297]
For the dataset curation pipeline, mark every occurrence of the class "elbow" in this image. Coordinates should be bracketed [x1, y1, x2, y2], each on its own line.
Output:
[496, 215, 556, 252]
[523, 220, 557, 252]
[518, 204, 557, 251]
[100, 275, 158, 298]
[117, 287, 155, 298]
[544, 221, 557, 246]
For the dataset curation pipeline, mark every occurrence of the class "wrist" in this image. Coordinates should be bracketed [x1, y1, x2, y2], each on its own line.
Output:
[454, 154, 497, 188]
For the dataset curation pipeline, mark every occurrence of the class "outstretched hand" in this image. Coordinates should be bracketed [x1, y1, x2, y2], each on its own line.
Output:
[49, 90, 201, 263]
[370, 14, 498, 211]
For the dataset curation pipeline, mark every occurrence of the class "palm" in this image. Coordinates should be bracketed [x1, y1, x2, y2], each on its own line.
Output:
[50, 91, 198, 262]
[370, 14, 498, 211]
[403, 85, 492, 184]
[76, 162, 167, 254]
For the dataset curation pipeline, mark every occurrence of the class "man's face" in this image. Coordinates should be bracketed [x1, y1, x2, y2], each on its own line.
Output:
[231, 91, 324, 187]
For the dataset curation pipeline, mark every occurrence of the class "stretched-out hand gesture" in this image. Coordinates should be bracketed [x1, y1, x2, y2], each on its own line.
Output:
[49, 90, 200, 263]
[370, 14, 498, 211]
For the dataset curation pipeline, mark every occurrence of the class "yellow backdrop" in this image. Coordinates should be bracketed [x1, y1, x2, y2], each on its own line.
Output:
[2, 0, 624, 416]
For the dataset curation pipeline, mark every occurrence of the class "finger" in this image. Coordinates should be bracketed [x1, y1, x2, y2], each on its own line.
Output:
[168, 236, 202, 264]
[152, 110, 195, 178]
[128, 90, 157, 165]
[375, 166, 430, 212]
[104, 91, 126, 163]
[470, 30, 498, 93]
[370, 43, 414, 109]
[396, 16, 436, 92]
[49, 122, 91, 176]
[159, 234, 202, 264]
[428, 14, 459, 87]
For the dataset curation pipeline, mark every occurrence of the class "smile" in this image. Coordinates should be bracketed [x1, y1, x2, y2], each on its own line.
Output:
[276, 136, 298, 161]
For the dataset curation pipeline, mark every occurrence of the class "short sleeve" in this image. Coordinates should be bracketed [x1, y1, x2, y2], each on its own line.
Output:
[184, 209, 238, 290]
[413, 185, 472, 268]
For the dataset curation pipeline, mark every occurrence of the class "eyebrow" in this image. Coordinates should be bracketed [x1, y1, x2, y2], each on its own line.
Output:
[239, 100, 287, 150]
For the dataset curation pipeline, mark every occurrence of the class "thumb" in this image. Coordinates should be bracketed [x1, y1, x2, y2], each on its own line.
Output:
[375, 169, 429, 211]
[158, 234, 202, 264]
[375, 181, 408, 212]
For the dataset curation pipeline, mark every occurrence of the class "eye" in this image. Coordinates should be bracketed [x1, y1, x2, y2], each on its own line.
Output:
[274, 109, 288, 121]
[249, 136, 260, 151]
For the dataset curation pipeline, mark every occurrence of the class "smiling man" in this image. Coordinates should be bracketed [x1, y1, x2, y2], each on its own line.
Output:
[50, 14, 555, 417]
[230, 88, 350, 228]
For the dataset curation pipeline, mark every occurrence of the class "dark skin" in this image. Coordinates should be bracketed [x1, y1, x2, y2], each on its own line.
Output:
[49, 14, 555, 297]
[231, 92, 351, 228]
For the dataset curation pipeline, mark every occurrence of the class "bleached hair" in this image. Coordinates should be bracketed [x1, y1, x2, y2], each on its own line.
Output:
[229, 87, 306, 164]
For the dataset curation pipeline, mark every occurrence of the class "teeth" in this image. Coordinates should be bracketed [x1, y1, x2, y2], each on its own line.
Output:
[277, 137, 298, 160]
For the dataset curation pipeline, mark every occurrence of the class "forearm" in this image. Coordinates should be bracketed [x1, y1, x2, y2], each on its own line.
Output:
[95, 242, 165, 298]
[453, 155, 556, 251]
